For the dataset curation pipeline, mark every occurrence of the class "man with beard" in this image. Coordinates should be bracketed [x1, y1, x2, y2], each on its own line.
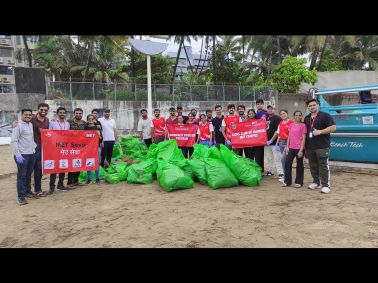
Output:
[98, 109, 118, 168]
[176, 106, 188, 124]
[31, 103, 50, 197]
[221, 104, 242, 151]
[234, 105, 247, 156]
[205, 109, 213, 122]
[151, 108, 166, 144]
[137, 108, 154, 148]
[212, 105, 225, 148]
[67, 108, 86, 187]
[48, 106, 70, 194]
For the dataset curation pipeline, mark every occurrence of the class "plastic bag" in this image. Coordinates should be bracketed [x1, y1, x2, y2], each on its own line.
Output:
[191, 143, 210, 160]
[112, 143, 121, 158]
[208, 146, 222, 160]
[204, 158, 239, 189]
[220, 144, 262, 187]
[188, 159, 207, 185]
[79, 166, 107, 182]
[175, 159, 195, 180]
[157, 160, 194, 192]
[126, 159, 157, 184]
[105, 173, 121, 184]
[156, 140, 185, 162]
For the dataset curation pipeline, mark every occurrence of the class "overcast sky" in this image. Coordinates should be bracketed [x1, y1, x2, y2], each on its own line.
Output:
[140, 36, 207, 55]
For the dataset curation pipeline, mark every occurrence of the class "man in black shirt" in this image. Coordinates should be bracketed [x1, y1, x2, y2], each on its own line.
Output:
[212, 104, 225, 148]
[264, 105, 283, 177]
[206, 109, 213, 122]
[304, 99, 336, 194]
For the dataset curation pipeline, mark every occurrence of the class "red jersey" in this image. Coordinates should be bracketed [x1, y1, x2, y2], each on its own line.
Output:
[222, 115, 241, 140]
[166, 116, 178, 124]
[277, 119, 294, 140]
[152, 117, 166, 137]
[197, 122, 213, 141]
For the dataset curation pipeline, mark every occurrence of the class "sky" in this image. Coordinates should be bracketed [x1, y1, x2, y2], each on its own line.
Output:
[140, 36, 207, 55]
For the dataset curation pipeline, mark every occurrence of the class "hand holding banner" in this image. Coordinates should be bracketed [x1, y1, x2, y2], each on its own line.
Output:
[231, 120, 268, 148]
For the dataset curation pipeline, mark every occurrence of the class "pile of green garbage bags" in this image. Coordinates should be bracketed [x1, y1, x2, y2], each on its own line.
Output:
[98, 135, 262, 191]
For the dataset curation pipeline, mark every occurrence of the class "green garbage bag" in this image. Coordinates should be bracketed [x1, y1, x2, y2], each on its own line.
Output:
[119, 135, 149, 160]
[105, 173, 121, 184]
[112, 153, 126, 162]
[191, 143, 210, 160]
[112, 143, 121, 158]
[118, 170, 128, 181]
[106, 167, 116, 175]
[188, 159, 207, 185]
[220, 144, 262, 187]
[157, 160, 194, 192]
[208, 146, 222, 160]
[79, 166, 107, 182]
[175, 159, 195, 180]
[156, 140, 185, 161]
[110, 162, 128, 173]
[204, 158, 238, 189]
[126, 159, 157, 184]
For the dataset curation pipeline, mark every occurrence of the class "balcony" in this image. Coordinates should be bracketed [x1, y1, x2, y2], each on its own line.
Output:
[0, 39, 12, 46]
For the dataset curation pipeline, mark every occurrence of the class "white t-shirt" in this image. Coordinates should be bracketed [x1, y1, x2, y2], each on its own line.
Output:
[98, 117, 116, 141]
[137, 118, 154, 139]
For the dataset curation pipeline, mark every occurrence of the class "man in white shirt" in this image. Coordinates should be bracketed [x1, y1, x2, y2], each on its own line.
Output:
[98, 109, 118, 167]
[137, 109, 154, 148]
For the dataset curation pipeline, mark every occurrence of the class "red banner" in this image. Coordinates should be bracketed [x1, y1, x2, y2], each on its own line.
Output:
[41, 130, 99, 174]
[167, 124, 197, 147]
[231, 120, 268, 148]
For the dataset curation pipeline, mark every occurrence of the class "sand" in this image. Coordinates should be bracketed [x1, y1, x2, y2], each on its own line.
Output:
[0, 145, 377, 248]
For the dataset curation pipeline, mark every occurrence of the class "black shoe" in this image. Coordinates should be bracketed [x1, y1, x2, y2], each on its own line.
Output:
[26, 192, 38, 199]
[95, 179, 100, 184]
[266, 171, 274, 176]
[18, 198, 27, 205]
[86, 180, 91, 185]
[57, 185, 69, 191]
[48, 189, 54, 195]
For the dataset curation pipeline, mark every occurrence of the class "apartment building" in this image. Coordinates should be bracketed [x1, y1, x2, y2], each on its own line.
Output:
[166, 45, 209, 81]
[0, 35, 39, 94]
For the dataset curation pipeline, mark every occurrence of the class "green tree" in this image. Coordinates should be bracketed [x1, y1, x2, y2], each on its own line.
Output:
[269, 56, 317, 93]
[315, 49, 343, 72]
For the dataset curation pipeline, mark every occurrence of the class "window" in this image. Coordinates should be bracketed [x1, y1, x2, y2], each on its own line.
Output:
[16, 35, 21, 45]
[0, 66, 14, 75]
[0, 35, 11, 39]
[0, 85, 15, 93]
[0, 47, 13, 57]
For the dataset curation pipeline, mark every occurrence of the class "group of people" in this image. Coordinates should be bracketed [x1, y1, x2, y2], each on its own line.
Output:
[11, 98, 336, 206]
[11, 104, 118, 205]
[136, 98, 336, 193]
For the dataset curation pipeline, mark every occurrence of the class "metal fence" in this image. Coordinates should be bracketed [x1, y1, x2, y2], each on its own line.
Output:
[47, 81, 277, 103]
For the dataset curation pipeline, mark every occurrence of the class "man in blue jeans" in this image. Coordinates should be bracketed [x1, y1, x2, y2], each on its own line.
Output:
[11, 109, 37, 205]
[31, 103, 50, 197]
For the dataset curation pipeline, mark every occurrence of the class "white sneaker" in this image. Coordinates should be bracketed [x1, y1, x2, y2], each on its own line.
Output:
[308, 183, 321, 190]
[294, 184, 302, 188]
[278, 178, 284, 182]
[321, 187, 330, 194]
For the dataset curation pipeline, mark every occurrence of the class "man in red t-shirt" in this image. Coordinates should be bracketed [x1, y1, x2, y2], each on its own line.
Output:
[165, 107, 178, 139]
[221, 104, 242, 150]
[152, 108, 166, 144]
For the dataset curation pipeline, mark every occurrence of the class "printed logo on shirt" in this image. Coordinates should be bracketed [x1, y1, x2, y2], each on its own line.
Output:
[44, 160, 54, 169]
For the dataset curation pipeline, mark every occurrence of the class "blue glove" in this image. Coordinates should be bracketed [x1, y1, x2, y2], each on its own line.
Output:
[141, 139, 145, 145]
[226, 140, 232, 146]
[208, 141, 213, 147]
[274, 143, 279, 152]
[267, 139, 272, 145]
[16, 154, 25, 164]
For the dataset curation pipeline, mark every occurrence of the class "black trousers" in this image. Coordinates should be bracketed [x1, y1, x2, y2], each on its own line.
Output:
[180, 147, 194, 159]
[101, 141, 115, 167]
[67, 172, 80, 185]
[284, 149, 304, 186]
[235, 148, 245, 157]
[244, 146, 264, 171]
[49, 173, 65, 190]
[144, 138, 152, 148]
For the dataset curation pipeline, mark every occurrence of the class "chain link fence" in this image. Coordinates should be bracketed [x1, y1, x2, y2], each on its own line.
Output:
[47, 81, 277, 103]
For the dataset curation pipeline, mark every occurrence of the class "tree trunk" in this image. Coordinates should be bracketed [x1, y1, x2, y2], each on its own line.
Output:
[195, 37, 204, 74]
[316, 35, 329, 71]
[82, 38, 94, 82]
[130, 35, 136, 90]
[212, 35, 216, 83]
[309, 49, 319, 70]
[170, 36, 184, 94]
[198, 36, 209, 75]
[182, 42, 195, 73]
[22, 35, 33, 67]
[242, 35, 245, 62]
[277, 35, 282, 64]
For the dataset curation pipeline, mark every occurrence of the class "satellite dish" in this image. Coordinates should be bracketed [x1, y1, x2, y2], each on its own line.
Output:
[128, 38, 168, 56]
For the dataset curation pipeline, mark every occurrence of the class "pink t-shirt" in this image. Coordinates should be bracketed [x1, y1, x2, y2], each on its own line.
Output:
[288, 122, 307, 149]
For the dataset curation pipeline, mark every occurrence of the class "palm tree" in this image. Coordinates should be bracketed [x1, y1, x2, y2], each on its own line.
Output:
[22, 35, 33, 67]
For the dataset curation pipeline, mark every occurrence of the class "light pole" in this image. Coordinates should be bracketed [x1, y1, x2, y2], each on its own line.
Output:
[128, 38, 168, 118]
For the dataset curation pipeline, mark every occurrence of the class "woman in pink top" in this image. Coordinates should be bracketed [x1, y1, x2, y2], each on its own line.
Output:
[282, 110, 307, 188]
